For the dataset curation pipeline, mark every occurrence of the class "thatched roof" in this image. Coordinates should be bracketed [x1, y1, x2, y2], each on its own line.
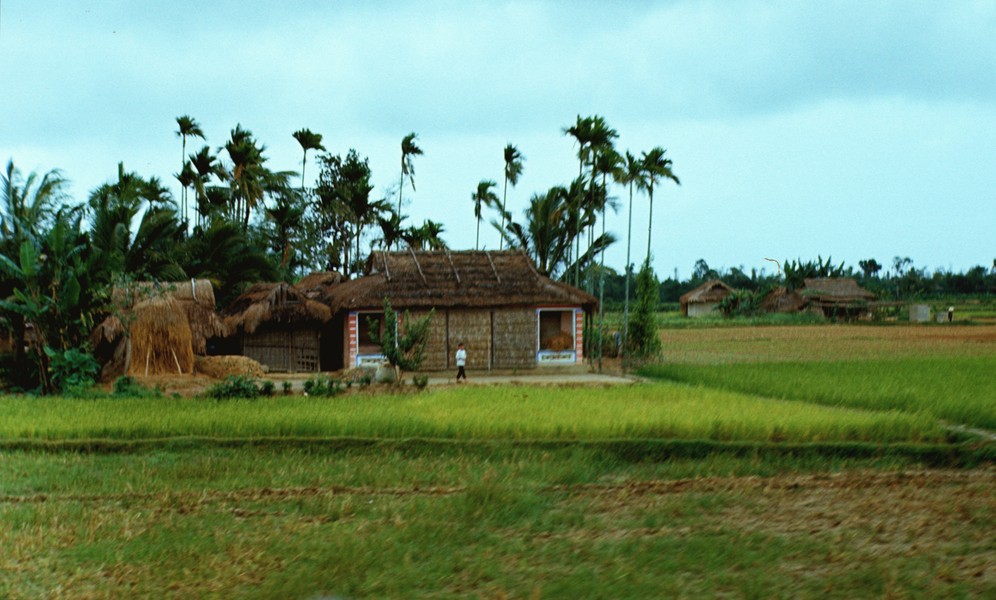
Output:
[680, 279, 734, 304]
[223, 282, 333, 334]
[760, 287, 807, 313]
[294, 271, 345, 300]
[321, 250, 597, 312]
[800, 278, 875, 303]
[91, 279, 226, 356]
[128, 297, 194, 376]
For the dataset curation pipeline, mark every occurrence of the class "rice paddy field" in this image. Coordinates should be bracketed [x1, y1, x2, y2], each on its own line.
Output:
[1, 323, 994, 598]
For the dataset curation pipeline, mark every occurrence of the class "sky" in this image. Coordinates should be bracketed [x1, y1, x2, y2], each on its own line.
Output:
[2, 0, 994, 279]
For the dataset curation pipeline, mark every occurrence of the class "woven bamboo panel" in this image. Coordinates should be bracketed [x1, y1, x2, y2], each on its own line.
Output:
[446, 310, 491, 370]
[404, 309, 447, 371]
[243, 326, 320, 373]
[493, 308, 537, 369]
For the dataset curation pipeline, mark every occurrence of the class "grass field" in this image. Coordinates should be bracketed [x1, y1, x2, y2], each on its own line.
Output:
[0, 323, 993, 597]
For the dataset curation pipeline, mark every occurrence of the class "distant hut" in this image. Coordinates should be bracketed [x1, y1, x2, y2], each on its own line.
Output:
[320, 250, 597, 371]
[680, 280, 734, 317]
[90, 279, 225, 379]
[800, 278, 875, 319]
[222, 282, 332, 372]
[760, 287, 807, 314]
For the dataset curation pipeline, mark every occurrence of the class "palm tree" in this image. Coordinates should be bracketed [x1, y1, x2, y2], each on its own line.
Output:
[472, 180, 499, 250]
[592, 146, 621, 371]
[1, 160, 65, 249]
[398, 132, 423, 218]
[500, 144, 524, 250]
[404, 219, 446, 251]
[223, 125, 292, 229]
[640, 147, 679, 267]
[614, 151, 647, 369]
[498, 185, 572, 277]
[292, 128, 325, 190]
[176, 115, 205, 223]
[188, 146, 224, 225]
[563, 115, 595, 286]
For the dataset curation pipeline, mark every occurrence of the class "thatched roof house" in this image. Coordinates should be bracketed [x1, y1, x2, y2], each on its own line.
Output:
[321, 250, 597, 371]
[222, 282, 332, 372]
[680, 279, 734, 317]
[800, 278, 875, 318]
[760, 287, 807, 314]
[90, 279, 225, 379]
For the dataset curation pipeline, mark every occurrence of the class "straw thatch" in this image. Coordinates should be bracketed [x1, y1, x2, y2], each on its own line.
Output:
[760, 287, 807, 313]
[127, 297, 195, 376]
[93, 279, 226, 355]
[194, 355, 265, 379]
[322, 250, 597, 312]
[223, 282, 332, 334]
[680, 280, 734, 304]
[800, 278, 876, 303]
[294, 271, 345, 300]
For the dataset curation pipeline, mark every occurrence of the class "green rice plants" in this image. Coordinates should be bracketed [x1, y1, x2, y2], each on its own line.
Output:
[303, 374, 345, 397]
[205, 375, 262, 400]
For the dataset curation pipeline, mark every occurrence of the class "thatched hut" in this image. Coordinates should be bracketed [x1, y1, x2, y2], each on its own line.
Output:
[90, 279, 226, 379]
[799, 278, 875, 318]
[320, 250, 597, 371]
[222, 282, 332, 372]
[760, 287, 807, 313]
[680, 280, 734, 317]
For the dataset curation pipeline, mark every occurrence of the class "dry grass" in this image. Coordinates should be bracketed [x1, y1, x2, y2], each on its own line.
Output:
[127, 297, 194, 376]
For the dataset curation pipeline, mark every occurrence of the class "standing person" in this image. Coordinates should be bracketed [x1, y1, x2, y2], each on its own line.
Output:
[455, 342, 467, 383]
[948, 306, 954, 322]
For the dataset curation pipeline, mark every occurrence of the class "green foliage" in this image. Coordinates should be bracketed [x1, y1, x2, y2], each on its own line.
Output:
[281, 380, 293, 395]
[260, 380, 276, 397]
[368, 299, 434, 381]
[412, 374, 429, 390]
[44, 346, 99, 395]
[205, 375, 264, 400]
[302, 374, 346, 397]
[782, 255, 846, 291]
[627, 262, 662, 359]
[717, 288, 767, 317]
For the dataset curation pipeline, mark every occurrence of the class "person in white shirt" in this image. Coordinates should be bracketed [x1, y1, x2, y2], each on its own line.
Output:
[455, 342, 467, 382]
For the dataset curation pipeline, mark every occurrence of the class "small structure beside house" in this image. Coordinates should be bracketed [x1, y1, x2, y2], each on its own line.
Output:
[680, 279, 734, 317]
[90, 279, 226, 379]
[909, 304, 931, 323]
[319, 250, 597, 371]
[221, 282, 332, 373]
[799, 278, 875, 319]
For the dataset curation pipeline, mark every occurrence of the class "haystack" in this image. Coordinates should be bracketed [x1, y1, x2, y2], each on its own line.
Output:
[127, 297, 195, 376]
[194, 355, 265, 379]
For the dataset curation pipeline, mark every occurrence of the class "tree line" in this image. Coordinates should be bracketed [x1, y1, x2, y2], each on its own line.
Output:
[1, 113, 683, 390]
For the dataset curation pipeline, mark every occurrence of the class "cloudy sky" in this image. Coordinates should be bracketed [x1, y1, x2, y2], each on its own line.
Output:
[2, 0, 994, 278]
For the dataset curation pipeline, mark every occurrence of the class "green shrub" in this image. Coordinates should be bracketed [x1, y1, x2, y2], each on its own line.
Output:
[112, 375, 162, 398]
[260, 381, 275, 397]
[303, 374, 345, 397]
[205, 376, 262, 400]
[45, 347, 99, 395]
[412, 374, 429, 390]
[282, 381, 293, 395]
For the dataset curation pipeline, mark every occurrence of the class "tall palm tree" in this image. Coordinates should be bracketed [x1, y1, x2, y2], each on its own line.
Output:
[292, 128, 325, 190]
[1, 160, 65, 249]
[498, 185, 572, 277]
[472, 180, 499, 250]
[223, 125, 292, 229]
[640, 147, 680, 267]
[176, 115, 205, 223]
[500, 144, 524, 250]
[593, 147, 621, 371]
[563, 115, 595, 286]
[614, 151, 647, 369]
[188, 145, 223, 225]
[398, 132, 423, 218]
